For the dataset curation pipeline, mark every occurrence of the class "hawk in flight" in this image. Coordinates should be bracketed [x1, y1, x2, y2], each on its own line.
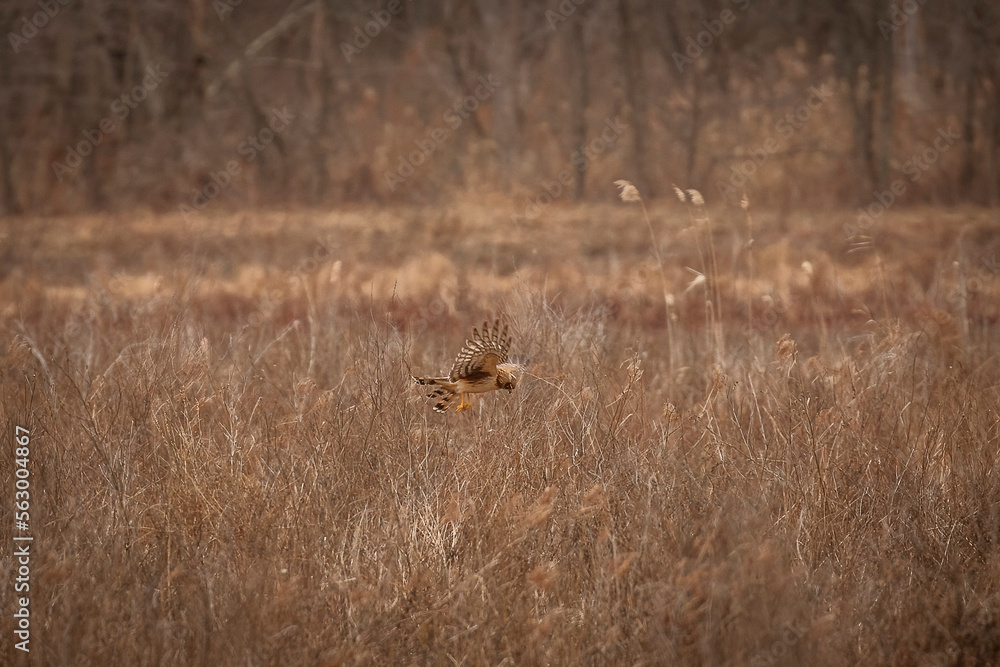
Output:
[413, 319, 522, 413]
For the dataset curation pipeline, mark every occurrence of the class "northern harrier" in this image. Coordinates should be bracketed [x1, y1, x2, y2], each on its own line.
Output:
[413, 319, 522, 413]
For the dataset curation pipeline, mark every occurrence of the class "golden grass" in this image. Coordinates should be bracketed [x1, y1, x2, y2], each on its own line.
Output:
[1, 202, 999, 665]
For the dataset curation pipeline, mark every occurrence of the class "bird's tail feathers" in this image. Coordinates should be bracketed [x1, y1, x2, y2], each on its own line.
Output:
[412, 376, 449, 386]
[426, 387, 460, 413]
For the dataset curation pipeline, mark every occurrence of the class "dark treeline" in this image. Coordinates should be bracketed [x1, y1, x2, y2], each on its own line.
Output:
[1, 0, 997, 214]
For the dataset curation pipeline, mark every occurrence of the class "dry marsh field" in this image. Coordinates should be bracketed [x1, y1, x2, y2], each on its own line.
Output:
[2, 201, 1000, 665]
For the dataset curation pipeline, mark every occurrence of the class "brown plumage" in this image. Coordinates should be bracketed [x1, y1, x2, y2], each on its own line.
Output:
[413, 319, 522, 413]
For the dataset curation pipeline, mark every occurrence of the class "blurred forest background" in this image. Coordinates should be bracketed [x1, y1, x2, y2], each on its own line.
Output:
[1, 0, 998, 215]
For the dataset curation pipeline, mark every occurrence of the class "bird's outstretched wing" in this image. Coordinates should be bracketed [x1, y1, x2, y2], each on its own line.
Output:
[449, 319, 510, 382]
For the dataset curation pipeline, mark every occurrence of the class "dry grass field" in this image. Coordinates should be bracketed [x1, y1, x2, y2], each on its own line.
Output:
[2, 198, 1000, 665]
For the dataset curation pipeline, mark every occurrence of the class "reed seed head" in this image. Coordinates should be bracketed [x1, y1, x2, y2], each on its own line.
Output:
[615, 180, 642, 203]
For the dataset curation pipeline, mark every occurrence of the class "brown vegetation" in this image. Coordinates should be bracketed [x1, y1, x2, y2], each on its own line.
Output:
[2, 200, 999, 664]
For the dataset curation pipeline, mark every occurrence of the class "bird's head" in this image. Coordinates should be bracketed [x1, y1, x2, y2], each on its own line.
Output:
[497, 363, 521, 393]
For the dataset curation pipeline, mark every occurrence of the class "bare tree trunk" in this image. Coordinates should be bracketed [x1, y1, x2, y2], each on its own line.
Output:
[848, 64, 877, 197]
[0, 0, 19, 212]
[617, 0, 652, 197]
[569, 9, 589, 201]
[959, 76, 978, 200]
[832, 0, 892, 198]
[309, 1, 332, 203]
[474, 0, 522, 189]
[874, 35, 894, 191]
[240, 72, 289, 201]
[79, 2, 112, 209]
[441, 2, 487, 140]
[649, 3, 691, 186]
[0, 118, 18, 214]
[987, 80, 999, 206]
[686, 74, 702, 186]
